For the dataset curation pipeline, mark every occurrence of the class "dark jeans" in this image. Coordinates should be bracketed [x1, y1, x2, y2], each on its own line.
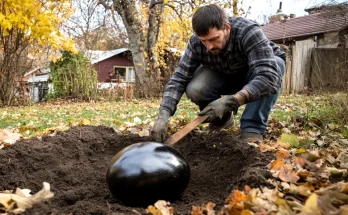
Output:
[185, 56, 285, 134]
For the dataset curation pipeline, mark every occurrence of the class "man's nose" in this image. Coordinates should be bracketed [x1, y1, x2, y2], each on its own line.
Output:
[206, 42, 214, 50]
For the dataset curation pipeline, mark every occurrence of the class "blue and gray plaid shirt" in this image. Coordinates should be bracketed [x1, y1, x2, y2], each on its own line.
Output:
[160, 17, 286, 115]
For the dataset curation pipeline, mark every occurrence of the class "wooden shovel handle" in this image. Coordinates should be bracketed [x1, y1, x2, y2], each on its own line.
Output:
[164, 115, 209, 145]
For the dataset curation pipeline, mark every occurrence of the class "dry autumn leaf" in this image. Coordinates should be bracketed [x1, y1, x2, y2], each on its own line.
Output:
[225, 190, 248, 209]
[278, 165, 300, 183]
[147, 200, 173, 215]
[0, 182, 54, 213]
[269, 158, 285, 171]
[259, 144, 276, 152]
[0, 128, 21, 145]
[299, 193, 321, 215]
[276, 149, 290, 159]
[138, 128, 150, 137]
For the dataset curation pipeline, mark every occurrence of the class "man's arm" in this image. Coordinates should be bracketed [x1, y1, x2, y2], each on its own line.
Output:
[160, 36, 201, 115]
[238, 23, 281, 102]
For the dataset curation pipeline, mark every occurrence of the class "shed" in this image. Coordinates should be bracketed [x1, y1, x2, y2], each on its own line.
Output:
[262, 7, 348, 93]
[88, 48, 135, 87]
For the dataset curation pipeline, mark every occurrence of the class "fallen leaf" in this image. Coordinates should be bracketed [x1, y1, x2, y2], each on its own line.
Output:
[279, 133, 299, 148]
[293, 157, 307, 168]
[299, 193, 321, 215]
[276, 149, 290, 159]
[134, 117, 142, 124]
[191, 205, 203, 215]
[340, 205, 348, 215]
[225, 190, 248, 209]
[0, 129, 21, 145]
[297, 170, 312, 179]
[297, 148, 307, 154]
[269, 158, 285, 171]
[205, 202, 216, 215]
[147, 200, 173, 215]
[279, 165, 300, 183]
[241, 210, 254, 215]
[138, 128, 150, 137]
[79, 119, 91, 126]
[282, 183, 312, 197]
[0, 182, 54, 213]
[259, 144, 276, 152]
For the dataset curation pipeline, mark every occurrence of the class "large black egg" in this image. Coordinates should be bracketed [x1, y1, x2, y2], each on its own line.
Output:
[106, 142, 190, 206]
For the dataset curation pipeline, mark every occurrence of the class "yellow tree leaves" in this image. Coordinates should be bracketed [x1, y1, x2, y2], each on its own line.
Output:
[0, 0, 76, 53]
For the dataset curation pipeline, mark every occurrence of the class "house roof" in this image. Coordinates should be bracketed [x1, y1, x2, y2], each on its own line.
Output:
[88, 48, 129, 64]
[262, 12, 348, 41]
[28, 73, 49, 83]
[24, 67, 50, 77]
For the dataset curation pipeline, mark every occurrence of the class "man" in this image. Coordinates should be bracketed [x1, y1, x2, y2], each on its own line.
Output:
[152, 4, 286, 143]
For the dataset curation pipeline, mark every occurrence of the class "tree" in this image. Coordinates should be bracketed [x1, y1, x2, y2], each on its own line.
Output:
[63, 0, 127, 51]
[98, 0, 251, 97]
[49, 51, 98, 100]
[0, 0, 76, 106]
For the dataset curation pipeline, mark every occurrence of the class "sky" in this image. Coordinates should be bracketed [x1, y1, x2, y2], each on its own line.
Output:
[245, 0, 345, 23]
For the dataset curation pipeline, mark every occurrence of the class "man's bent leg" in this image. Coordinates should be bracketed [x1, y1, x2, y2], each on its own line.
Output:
[240, 56, 285, 134]
[185, 66, 225, 110]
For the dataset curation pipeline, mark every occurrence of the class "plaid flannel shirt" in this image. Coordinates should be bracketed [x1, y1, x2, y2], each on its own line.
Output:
[160, 17, 286, 115]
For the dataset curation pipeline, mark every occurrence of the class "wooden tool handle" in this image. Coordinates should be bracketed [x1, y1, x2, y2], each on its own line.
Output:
[164, 115, 208, 145]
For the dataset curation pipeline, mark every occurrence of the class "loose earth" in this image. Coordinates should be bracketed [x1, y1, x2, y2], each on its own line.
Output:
[0, 126, 273, 215]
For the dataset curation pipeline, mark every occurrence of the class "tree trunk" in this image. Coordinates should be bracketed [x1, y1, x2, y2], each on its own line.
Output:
[100, 0, 162, 97]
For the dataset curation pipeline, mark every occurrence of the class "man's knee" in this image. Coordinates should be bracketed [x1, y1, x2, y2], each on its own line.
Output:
[186, 81, 207, 104]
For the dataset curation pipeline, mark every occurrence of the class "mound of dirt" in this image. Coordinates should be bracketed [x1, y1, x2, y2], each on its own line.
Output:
[0, 126, 273, 215]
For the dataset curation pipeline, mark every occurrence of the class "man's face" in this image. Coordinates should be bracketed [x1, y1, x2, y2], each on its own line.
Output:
[198, 23, 231, 55]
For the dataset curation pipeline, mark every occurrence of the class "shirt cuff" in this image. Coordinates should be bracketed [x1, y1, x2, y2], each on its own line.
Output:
[160, 97, 178, 116]
[242, 84, 261, 101]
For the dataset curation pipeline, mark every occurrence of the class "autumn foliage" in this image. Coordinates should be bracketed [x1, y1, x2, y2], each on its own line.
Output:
[0, 0, 76, 106]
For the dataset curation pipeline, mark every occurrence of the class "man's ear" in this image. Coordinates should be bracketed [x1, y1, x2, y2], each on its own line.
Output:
[225, 22, 231, 33]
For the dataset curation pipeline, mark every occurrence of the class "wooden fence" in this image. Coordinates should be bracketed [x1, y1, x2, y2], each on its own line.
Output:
[281, 40, 348, 94]
[309, 48, 348, 91]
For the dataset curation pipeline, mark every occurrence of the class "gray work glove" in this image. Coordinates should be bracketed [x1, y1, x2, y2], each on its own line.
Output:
[198, 95, 240, 122]
[152, 109, 171, 143]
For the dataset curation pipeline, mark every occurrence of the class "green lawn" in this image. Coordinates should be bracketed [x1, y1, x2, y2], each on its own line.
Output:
[0, 93, 346, 138]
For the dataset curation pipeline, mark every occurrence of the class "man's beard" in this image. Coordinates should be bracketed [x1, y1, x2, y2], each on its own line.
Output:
[210, 33, 229, 55]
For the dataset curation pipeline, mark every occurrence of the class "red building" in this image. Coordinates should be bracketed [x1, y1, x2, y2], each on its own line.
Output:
[90, 48, 135, 85]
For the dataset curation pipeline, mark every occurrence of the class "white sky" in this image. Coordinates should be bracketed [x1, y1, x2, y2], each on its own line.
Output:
[245, 0, 345, 23]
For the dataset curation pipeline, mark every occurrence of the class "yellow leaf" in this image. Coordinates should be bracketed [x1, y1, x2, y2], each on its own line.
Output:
[147, 205, 162, 215]
[300, 193, 321, 215]
[279, 133, 299, 148]
[163, 0, 169, 4]
[297, 148, 307, 153]
[79, 119, 91, 126]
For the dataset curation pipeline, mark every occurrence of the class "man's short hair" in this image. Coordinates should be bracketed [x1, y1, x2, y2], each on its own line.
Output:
[192, 4, 228, 36]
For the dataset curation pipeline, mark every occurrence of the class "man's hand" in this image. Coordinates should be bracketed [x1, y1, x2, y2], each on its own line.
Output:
[152, 109, 171, 143]
[198, 95, 240, 122]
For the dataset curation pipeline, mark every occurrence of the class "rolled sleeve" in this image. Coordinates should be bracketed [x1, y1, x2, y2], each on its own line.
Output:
[240, 24, 280, 101]
[160, 36, 201, 115]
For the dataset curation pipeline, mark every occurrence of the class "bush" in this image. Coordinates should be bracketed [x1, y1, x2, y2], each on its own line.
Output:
[329, 93, 348, 124]
[49, 51, 98, 100]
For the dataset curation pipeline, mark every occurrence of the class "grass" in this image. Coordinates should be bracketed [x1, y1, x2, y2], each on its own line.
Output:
[0, 93, 347, 138]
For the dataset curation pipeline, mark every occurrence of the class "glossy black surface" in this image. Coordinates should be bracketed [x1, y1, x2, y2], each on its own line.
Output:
[106, 142, 190, 206]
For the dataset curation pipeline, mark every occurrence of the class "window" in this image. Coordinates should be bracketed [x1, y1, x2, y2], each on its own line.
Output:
[127, 67, 135, 82]
[113, 67, 126, 82]
[113, 67, 135, 83]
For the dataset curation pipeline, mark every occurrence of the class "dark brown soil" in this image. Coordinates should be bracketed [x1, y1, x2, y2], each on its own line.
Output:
[0, 126, 273, 215]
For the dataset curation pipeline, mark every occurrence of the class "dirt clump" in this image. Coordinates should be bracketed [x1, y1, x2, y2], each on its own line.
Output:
[0, 126, 273, 214]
